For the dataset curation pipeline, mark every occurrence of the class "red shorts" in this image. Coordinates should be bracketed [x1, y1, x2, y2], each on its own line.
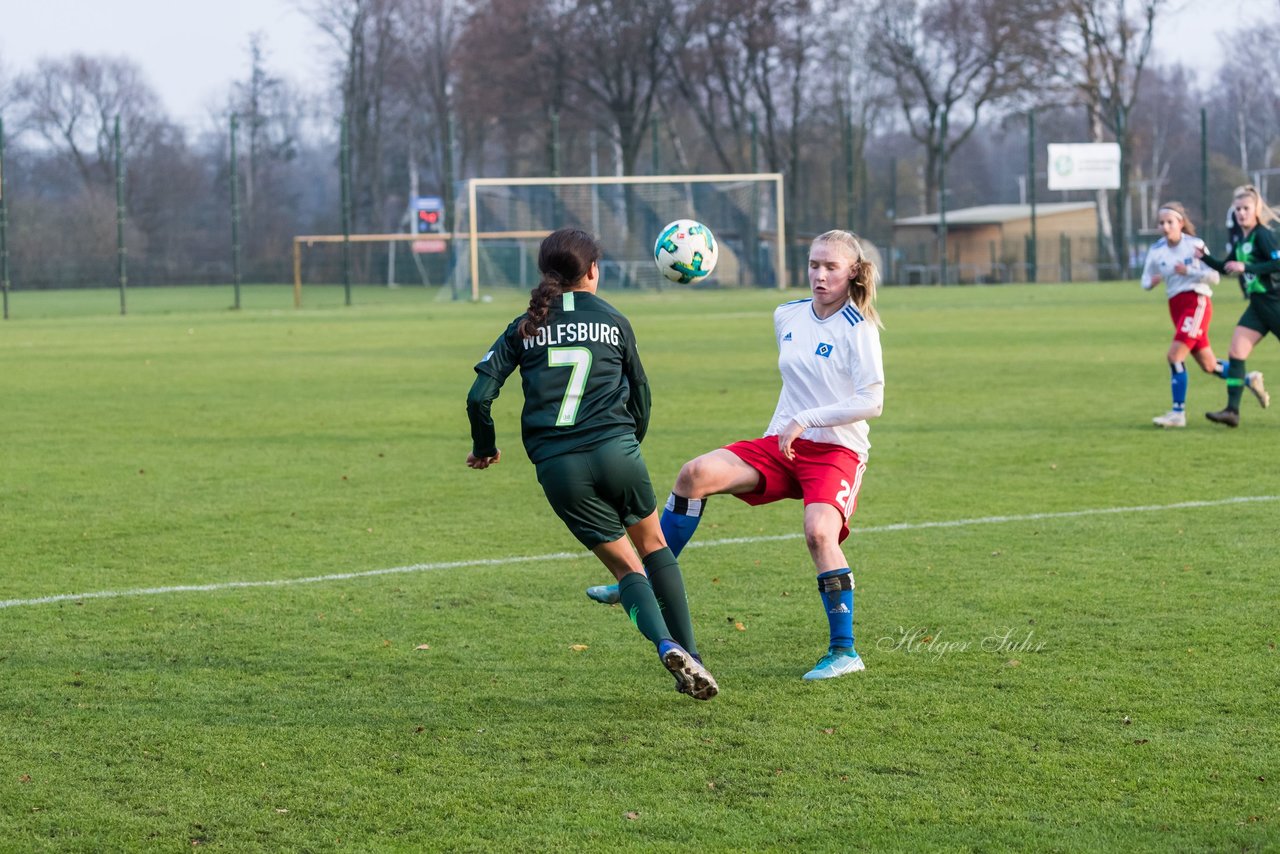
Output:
[1168, 291, 1212, 350]
[724, 436, 866, 543]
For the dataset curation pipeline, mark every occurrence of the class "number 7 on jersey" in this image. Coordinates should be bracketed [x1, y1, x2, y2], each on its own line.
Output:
[548, 347, 592, 426]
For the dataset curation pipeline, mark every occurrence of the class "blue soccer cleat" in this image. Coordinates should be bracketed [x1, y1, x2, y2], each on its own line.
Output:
[802, 647, 866, 681]
[585, 583, 621, 605]
[658, 639, 718, 700]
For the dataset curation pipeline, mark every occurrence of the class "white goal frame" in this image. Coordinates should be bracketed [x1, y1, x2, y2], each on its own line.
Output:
[464, 173, 787, 301]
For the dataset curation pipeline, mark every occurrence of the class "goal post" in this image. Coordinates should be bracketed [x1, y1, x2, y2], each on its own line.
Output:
[459, 173, 786, 300]
[291, 232, 454, 306]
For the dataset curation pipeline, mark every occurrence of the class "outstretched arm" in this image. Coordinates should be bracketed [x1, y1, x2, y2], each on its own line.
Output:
[778, 383, 884, 460]
[1140, 251, 1160, 290]
[1196, 242, 1227, 274]
[466, 372, 504, 468]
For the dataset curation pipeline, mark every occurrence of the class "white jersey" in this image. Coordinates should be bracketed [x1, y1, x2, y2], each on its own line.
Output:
[765, 297, 885, 457]
[1141, 236, 1219, 299]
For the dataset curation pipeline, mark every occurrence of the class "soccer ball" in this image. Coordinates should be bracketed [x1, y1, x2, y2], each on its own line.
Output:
[654, 219, 718, 284]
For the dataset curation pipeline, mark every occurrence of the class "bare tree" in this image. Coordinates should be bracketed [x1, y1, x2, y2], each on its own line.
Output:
[1059, 0, 1166, 275]
[742, 0, 818, 179]
[1208, 22, 1280, 189]
[456, 0, 578, 178]
[229, 33, 300, 235]
[1129, 63, 1199, 229]
[829, 0, 895, 229]
[668, 0, 815, 174]
[558, 0, 677, 178]
[397, 0, 466, 229]
[868, 0, 1062, 213]
[14, 54, 164, 188]
[309, 0, 404, 231]
[0, 51, 14, 117]
[666, 0, 754, 172]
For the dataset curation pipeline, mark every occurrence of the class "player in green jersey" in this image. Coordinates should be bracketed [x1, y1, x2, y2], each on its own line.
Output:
[1198, 184, 1277, 427]
[465, 228, 717, 700]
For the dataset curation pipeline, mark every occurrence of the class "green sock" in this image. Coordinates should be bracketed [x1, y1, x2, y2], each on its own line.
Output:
[617, 572, 671, 648]
[643, 547, 698, 658]
[1226, 358, 1246, 410]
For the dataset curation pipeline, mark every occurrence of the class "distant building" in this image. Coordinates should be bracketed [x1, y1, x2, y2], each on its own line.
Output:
[892, 202, 1099, 284]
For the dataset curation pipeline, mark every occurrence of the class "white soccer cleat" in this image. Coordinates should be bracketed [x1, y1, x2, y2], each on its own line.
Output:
[1246, 371, 1270, 409]
[1152, 410, 1186, 428]
[659, 640, 718, 700]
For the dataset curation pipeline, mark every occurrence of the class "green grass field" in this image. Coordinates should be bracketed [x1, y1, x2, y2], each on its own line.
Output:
[1, 282, 1276, 851]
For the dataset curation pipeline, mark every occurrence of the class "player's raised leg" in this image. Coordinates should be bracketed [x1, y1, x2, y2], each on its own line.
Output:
[587, 449, 760, 605]
[593, 536, 717, 700]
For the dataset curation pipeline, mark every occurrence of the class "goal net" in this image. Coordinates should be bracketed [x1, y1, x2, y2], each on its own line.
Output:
[453, 173, 786, 299]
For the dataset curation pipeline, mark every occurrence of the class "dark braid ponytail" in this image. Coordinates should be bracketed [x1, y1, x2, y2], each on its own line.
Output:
[518, 228, 603, 338]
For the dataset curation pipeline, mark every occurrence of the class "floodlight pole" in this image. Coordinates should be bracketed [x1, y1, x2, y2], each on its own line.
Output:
[1200, 108, 1209, 232]
[549, 108, 560, 178]
[859, 157, 869, 237]
[340, 115, 353, 306]
[751, 112, 762, 280]
[230, 113, 242, 309]
[938, 110, 948, 286]
[844, 115, 855, 230]
[651, 115, 660, 175]
[1028, 111, 1038, 283]
[115, 114, 128, 316]
[0, 114, 10, 320]
[887, 157, 898, 284]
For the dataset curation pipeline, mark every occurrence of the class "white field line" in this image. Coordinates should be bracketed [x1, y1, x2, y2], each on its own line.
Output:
[2, 494, 1275, 611]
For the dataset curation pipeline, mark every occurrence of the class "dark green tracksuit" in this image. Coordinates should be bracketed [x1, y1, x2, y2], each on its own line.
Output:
[466, 290, 655, 548]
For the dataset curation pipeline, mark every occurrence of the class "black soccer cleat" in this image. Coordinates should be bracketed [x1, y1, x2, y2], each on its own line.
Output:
[1205, 408, 1240, 428]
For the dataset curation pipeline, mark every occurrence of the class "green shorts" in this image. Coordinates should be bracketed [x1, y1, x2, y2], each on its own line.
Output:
[1238, 294, 1280, 338]
[534, 436, 656, 550]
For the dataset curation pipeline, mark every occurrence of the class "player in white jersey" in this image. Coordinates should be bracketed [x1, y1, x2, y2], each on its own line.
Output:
[586, 230, 885, 681]
[1139, 201, 1254, 427]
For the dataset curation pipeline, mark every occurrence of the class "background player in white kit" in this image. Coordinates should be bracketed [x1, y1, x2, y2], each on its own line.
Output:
[1139, 201, 1236, 428]
[587, 230, 885, 680]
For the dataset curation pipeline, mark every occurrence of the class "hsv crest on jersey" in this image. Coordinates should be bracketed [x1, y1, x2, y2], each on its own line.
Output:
[815, 342, 833, 358]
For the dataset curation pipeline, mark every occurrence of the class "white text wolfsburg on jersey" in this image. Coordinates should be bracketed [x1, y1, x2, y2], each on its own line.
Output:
[522, 321, 621, 349]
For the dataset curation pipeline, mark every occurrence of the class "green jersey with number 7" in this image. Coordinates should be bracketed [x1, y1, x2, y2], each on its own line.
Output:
[468, 290, 651, 464]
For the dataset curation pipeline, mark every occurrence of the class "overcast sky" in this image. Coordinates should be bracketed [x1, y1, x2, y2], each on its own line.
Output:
[0, 0, 1265, 124]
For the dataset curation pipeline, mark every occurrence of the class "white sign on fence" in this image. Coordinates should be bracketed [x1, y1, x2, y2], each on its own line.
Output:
[1047, 143, 1121, 191]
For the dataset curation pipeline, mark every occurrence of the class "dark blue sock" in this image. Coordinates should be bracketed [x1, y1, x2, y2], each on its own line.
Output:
[817, 568, 854, 651]
[659, 493, 706, 558]
[1170, 361, 1187, 411]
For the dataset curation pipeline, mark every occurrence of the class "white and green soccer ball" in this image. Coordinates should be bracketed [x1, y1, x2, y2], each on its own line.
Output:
[654, 219, 718, 284]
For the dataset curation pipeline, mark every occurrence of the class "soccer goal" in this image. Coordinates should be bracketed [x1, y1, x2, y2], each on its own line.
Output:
[290, 233, 456, 306]
[454, 173, 786, 300]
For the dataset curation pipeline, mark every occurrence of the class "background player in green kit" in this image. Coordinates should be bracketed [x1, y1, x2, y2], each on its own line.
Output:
[1198, 184, 1277, 427]
[465, 228, 718, 700]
